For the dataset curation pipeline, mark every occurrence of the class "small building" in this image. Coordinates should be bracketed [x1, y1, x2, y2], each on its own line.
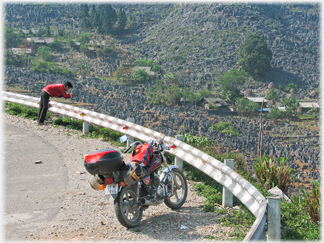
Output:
[298, 102, 320, 113]
[10, 48, 33, 55]
[197, 98, 229, 110]
[26, 37, 55, 45]
[247, 97, 269, 106]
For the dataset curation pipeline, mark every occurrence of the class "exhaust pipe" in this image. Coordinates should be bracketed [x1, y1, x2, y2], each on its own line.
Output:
[140, 198, 164, 206]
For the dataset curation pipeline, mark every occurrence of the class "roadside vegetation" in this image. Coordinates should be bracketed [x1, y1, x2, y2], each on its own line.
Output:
[4, 102, 321, 241]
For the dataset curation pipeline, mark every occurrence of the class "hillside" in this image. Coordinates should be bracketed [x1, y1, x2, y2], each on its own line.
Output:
[3, 3, 321, 196]
[129, 3, 320, 98]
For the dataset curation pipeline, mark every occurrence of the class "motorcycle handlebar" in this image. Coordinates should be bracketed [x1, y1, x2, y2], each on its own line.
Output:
[123, 139, 174, 154]
[123, 141, 143, 153]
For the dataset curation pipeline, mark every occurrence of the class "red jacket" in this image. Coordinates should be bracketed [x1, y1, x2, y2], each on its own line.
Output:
[43, 84, 72, 99]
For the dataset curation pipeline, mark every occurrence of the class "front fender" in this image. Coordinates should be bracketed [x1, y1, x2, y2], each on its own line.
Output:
[162, 165, 178, 174]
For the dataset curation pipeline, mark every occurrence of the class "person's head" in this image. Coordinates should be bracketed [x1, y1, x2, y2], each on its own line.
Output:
[64, 81, 73, 91]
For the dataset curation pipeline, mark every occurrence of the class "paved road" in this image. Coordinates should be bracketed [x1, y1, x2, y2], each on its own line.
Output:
[4, 123, 68, 240]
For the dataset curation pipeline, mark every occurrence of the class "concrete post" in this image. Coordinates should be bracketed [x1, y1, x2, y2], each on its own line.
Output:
[83, 122, 90, 134]
[126, 118, 135, 147]
[267, 197, 281, 241]
[222, 159, 234, 208]
[175, 135, 184, 171]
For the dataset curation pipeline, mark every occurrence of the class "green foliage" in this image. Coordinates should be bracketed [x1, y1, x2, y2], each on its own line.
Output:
[133, 59, 154, 67]
[183, 133, 216, 147]
[219, 209, 255, 240]
[283, 95, 299, 117]
[238, 33, 272, 77]
[117, 7, 127, 35]
[235, 98, 259, 117]
[217, 69, 247, 104]
[267, 106, 285, 120]
[133, 69, 152, 83]
[4, 26, 25, 48]
[78, 33, 91, 45]
[79, 4, 122, 35]
[254, 155, 293, 194]
[31, 60, 70, 76]
[296, 180, 321, 224]
[5, 102, 39, 120]
[48, 38, 63, 51]
[209, 122, 239, 136]
[281, 200, 320, 240]
[284, 83, 298, 93]
[5, 50, 32, 67]
[167, 85, 183, 105]
[266, 88, 279, 105]
[37, 46, 52, 62]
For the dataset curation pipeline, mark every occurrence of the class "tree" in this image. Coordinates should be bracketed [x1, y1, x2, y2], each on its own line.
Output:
[217, 69, 247, 104]
[133, 69, 151, 83]
[238, 33, 273, 78]
[5, 27, 24, 48]
[98, 4, 117, 34]
[235, 98, 259, 117]
[167, 85, 183, 105]
[89, 4, 100, 29]
[116, 7, 127, 35]
[267, 106, 285, 120]
[78, 4, 91, 28]
[80, 43, 89, 54]
[37, 46, 52, 61]
[78, 32, 91, 45]
[266, 88, 279, 105]
[283, 95, 299, 117]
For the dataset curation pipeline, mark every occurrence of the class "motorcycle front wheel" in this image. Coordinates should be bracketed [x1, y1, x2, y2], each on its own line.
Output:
[164, 168, 188, 209]
[114, 185, 143, 228]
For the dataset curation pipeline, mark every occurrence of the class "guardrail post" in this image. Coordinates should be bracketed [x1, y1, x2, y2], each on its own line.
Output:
[126, 118, 135, 147]
[267, 197, 281, 241]
[222, 159, 234, 208]
[175, 135, 184, 171]
[83, 121, 90, 134]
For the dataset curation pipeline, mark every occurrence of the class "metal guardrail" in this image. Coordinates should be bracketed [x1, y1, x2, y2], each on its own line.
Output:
[3, 91, 267, 241]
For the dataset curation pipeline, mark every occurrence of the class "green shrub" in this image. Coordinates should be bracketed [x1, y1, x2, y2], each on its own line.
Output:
[209, 122, 240, 136]
[183, 133, 215, 147]
[294, 180, 321, 224]
[281, 200, 320, 240]
[254, 155, 293, 194]
[5, 102, 38, 120]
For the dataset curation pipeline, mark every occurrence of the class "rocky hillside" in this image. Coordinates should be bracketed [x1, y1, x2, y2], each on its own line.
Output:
[5, 3, 320, 99]
[128, 3, 320, 98]
[4, 3, 321, 196]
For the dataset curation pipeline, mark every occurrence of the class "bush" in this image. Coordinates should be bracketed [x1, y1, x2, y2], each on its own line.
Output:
[5, 102, 38, 120]
[209, 122, 239, 136]
[254, 155, 293, 194]
[297, 180, 321, 224]
[267, 106, 285, 120]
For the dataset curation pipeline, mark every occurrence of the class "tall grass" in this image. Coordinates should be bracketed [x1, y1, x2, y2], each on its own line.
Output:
[254, 155, 293, 194]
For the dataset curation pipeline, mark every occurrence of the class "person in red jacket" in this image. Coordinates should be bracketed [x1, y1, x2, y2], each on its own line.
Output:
[37, 81, 76, 125]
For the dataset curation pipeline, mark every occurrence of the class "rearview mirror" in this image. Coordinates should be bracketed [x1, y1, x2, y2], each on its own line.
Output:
[119, 135, 128, 143]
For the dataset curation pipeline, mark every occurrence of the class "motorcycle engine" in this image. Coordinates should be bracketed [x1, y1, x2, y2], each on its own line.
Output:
[142, 173, 162, 197]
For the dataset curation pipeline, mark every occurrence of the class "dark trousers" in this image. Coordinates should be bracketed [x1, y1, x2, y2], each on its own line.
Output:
[37, 90, 50, 124]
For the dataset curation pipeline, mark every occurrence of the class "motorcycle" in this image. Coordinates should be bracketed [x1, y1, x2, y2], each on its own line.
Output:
[84, 135, 188, 228]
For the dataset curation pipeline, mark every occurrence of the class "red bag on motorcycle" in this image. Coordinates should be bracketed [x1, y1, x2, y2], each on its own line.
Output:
[130, 143, 153, 166]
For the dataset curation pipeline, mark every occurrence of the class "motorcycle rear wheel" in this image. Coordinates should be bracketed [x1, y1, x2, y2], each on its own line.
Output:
[164, 168, 188, 209]
[114, 185, 143, 228]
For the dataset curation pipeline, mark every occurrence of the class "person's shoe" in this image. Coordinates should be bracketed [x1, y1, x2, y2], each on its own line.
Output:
[38, 123, 45, 126]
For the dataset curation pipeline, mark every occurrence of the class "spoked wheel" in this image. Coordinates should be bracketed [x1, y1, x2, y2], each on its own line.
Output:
[114, 185, 143, 228]
[164, 168, 188, 209]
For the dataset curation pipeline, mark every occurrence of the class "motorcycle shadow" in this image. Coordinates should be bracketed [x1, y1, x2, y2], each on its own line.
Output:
[127, 206, 223, 241]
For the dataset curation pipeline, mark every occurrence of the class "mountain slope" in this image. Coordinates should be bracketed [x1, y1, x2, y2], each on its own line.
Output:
[129, 3, 320, 98]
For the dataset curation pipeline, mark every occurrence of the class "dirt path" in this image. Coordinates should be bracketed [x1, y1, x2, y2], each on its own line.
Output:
[3, 113, 234, 241]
